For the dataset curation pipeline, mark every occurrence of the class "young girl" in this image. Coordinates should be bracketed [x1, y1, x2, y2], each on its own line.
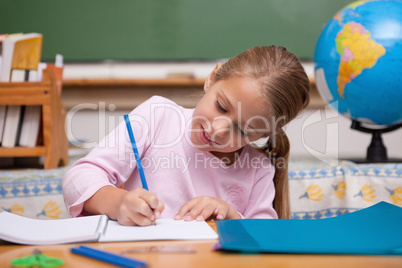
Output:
[62, 46, 310, 226]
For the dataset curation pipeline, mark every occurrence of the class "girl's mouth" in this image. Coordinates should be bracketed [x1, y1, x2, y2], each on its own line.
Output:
[201, 126, 219, 145]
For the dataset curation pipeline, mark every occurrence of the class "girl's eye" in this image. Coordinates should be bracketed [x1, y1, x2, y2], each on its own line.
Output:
[216, 101, 227, 112]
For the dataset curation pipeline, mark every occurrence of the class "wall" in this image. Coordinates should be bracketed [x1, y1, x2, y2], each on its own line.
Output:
[63, 62, 402, 162]
[287, 108, 402, 161]
[0, 0, 352, 61]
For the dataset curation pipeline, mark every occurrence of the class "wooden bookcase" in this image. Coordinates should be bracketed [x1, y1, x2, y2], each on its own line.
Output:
[0, 69, 68, 169]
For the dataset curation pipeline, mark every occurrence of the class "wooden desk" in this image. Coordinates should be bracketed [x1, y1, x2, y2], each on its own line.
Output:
[1, 222, 401, 268]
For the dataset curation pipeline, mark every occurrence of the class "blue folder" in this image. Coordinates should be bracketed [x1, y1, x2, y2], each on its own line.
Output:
[217, 202, 402, 255]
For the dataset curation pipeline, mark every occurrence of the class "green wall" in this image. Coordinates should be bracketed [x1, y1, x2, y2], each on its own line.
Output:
[0, 0, 352, 61]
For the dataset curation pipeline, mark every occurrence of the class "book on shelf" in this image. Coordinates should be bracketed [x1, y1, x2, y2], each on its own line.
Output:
[0, 33, 40, 82]
[18, 55, 64, 147]
[18, 105, 42, 147]
[1, 70, 26, 147]
[0, 34, 9, 79]
[0, 105, 5, 145]
[18, 62, 46, 148]
[0, 212, 218, 245]
[0, 33, 42, 148]
[0, 33, 9, 144]
[1, 106, 24, 147]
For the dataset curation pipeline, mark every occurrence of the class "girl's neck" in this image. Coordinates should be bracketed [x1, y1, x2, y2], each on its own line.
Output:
[210, 148, 244, 166]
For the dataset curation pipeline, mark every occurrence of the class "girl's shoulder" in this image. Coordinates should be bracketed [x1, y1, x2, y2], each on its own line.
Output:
[144, 95, 177, 106]
[134, 96, 194, 127]
[142, 96, 192, 113]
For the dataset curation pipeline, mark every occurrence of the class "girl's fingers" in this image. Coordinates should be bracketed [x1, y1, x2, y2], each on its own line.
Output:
[137, 198, 157, 220]
[126, 211, 154, 226]
[174, 200, 196, 220]
[214, 207, 225, 220]
[120, 198, 153, 225]
[174, 196, 229, 221]
[195, 204, 217, 221]
[184, 206, 202, 221]
[116, 215, 136, 226]
[125, 199, 164, 226]
[135, 188, 160, 209]
[134, 189, 165, 221]
[185, 200, 217, 221]
[154, 200, 165, 220]
[121, 188, 163, 225]
[116, 203, 152, 226]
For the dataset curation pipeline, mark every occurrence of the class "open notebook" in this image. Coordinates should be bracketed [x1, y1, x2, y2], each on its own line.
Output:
[0, 212, 218, 245]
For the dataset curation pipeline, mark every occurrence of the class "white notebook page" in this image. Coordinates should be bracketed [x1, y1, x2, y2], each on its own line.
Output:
[100, 219, 218, 242]
[0, 212, 102, 245]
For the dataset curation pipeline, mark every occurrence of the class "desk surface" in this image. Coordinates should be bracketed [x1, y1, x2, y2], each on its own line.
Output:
[1, 222, 402, 268]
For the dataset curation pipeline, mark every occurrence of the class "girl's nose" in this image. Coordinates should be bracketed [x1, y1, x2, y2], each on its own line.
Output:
[211, 116, 232, 141]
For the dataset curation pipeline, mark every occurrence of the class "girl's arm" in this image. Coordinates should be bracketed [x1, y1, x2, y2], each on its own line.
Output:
[63, 97, 169, 220]
[84, 185, 165, 226]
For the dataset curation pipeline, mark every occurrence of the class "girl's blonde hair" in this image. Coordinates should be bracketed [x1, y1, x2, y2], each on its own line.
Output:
[213, 46, 310, 219]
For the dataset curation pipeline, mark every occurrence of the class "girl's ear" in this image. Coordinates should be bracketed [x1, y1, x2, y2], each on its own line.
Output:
[204, 63, 223, 92]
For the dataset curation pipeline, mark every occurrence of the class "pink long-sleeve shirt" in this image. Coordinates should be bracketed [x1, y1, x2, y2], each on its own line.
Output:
[62, 96, 277, 219]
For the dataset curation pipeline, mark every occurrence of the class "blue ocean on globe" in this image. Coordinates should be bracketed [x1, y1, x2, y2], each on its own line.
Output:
[314, 0, 402, 126]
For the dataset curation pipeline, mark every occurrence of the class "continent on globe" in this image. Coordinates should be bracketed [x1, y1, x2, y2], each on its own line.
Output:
[314, 0, 402, 126]
[334, 1, 366, 23]
[335, 22, 386, 98]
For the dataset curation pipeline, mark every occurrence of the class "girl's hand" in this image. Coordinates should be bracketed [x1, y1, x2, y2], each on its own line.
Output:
[115, 187, 165, 226]
[174, 196, 241, 221]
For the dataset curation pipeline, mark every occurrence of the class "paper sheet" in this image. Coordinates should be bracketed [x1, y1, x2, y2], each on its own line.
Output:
[100, 219, 218, 242]
[0, 212, 102, 245]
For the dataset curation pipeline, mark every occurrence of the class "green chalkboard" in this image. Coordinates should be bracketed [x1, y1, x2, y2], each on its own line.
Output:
[0, 0, 352, 61]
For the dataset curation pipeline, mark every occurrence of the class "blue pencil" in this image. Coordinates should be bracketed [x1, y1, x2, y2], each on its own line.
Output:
[71, 245, 147, 268]
[124, 114, 148, 190]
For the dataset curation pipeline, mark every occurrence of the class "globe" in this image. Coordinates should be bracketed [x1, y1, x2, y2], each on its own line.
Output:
[314, 0, 402, 126]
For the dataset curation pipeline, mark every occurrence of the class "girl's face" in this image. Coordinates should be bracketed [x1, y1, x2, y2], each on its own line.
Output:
[191, 68, 270, 154]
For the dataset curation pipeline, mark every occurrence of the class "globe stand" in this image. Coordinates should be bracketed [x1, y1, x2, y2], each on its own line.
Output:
[350, 120, 402, 163]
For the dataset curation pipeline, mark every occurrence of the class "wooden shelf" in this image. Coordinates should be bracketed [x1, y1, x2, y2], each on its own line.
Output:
[0, 82, 52, 105]
[0, 69, 69, 169]
[0, 147, 46, 157]
[63, 77, 206, 87]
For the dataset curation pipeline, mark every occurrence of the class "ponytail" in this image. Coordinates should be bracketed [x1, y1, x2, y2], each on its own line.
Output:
[259, 128, 291, 219]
